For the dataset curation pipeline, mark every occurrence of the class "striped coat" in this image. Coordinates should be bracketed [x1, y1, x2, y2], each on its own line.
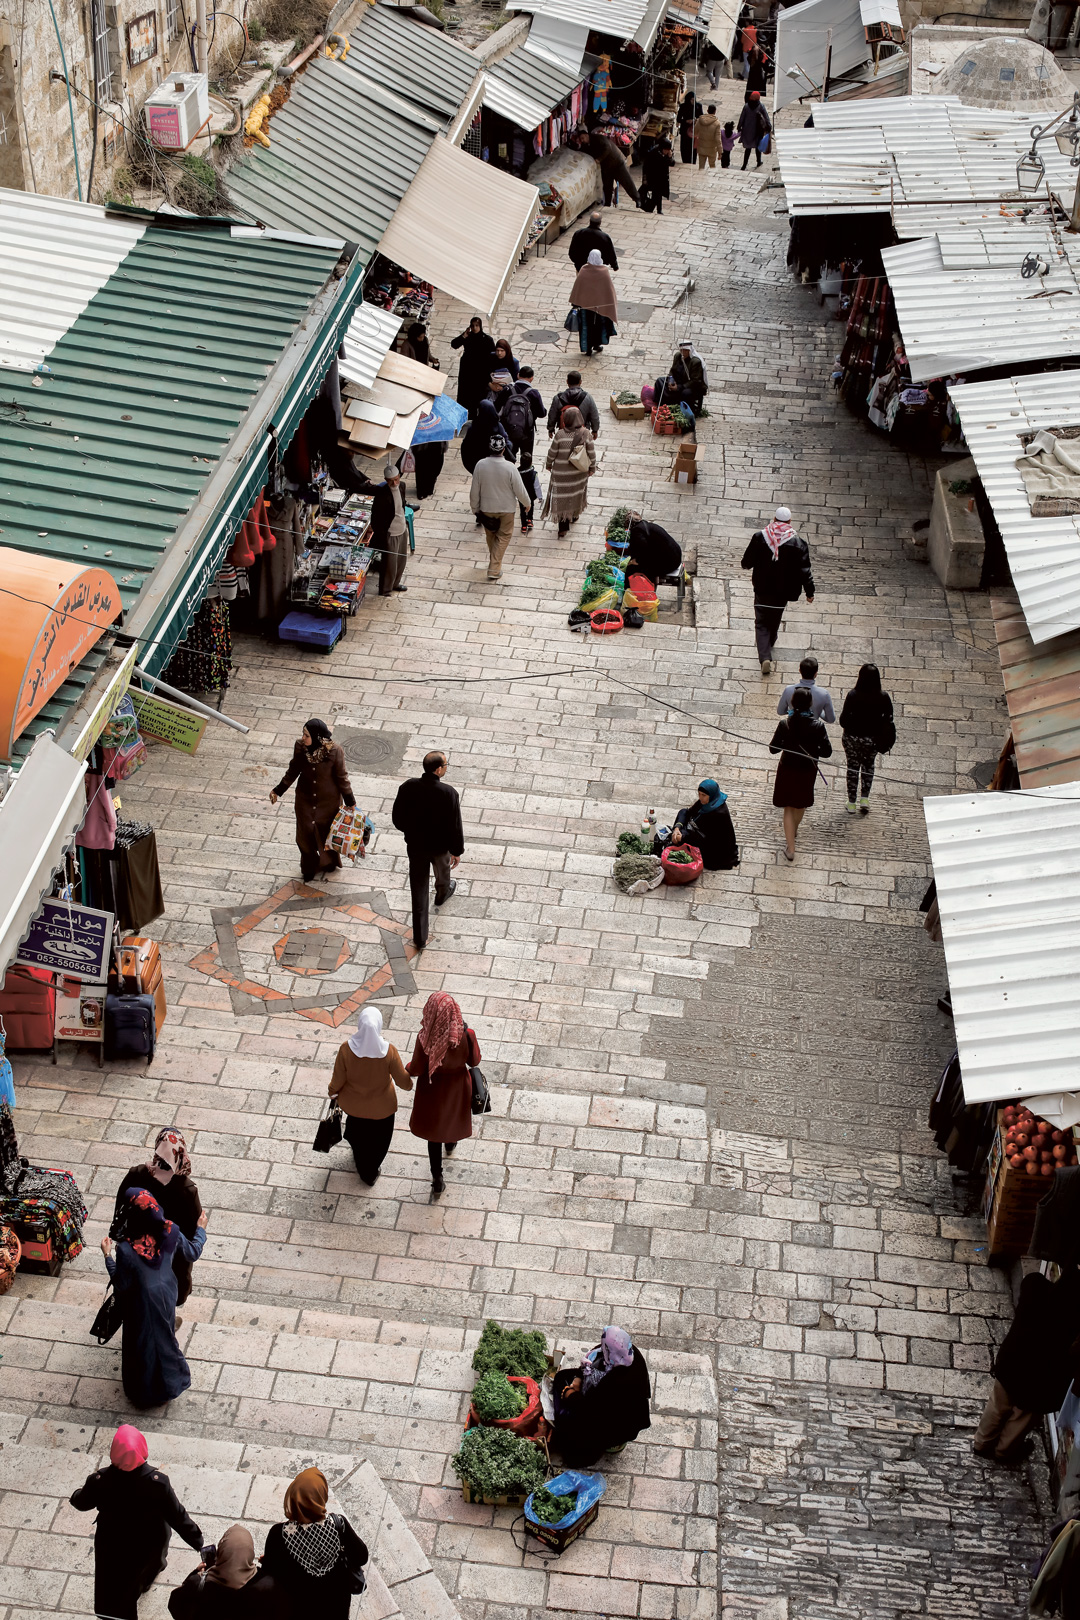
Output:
[542, 428, 596, 522]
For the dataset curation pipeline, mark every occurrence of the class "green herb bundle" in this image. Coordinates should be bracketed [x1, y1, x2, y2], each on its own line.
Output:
[530, 1485, 576, 1524]
[584, 556, 617, 586]
[607, 506, 631, 532]
[665, 848, 695, 864]
[614, 391, 639, 405]
[471, 1320, 548, 1380]
[617, 831, 652, 858]
[452, 1425, 547, 1497]
[471, 1370, 528, 1422]
[613, 853, 661, 889]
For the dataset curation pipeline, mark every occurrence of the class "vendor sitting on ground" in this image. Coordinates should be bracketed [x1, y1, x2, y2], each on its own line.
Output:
[627, 513, 682, 585]
[643, 373, 692, 416]
[654, 779, 739, 871]
[552, 1326, 651, 1466]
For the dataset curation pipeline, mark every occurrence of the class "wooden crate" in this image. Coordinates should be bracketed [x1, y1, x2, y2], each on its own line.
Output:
[983, 1116, 1047, 1262]
[610, 394, 646, 421]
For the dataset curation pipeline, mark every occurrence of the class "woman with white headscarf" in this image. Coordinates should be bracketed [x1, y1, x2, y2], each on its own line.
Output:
[568, 248, 619, 357]
[551, 1324, 652, 1464]
[329, 1007, 412, 1185]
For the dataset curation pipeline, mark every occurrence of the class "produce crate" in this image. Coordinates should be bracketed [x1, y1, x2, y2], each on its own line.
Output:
[460, 1476, 534, 1508]
[651, 410, 677, 435]
[527, 1497, 600, 1553]
[982, 1115, 1047, 1262]
[610, 394, 646, 421]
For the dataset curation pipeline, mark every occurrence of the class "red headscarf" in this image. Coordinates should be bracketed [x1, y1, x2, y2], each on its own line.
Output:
[417, 992, 465, 1072]
[110, 1424, 148, 1471]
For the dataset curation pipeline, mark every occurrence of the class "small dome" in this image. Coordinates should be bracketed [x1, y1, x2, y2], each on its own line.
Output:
[936, 36, 1073, 107]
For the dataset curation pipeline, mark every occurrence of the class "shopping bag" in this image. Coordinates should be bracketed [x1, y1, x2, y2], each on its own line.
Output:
[313, 1099, 343, 1153]
[91, 1282, 124, 1345]
[568, 443, 591, 473]
[328, 807, 371, 862]
[758, 133, 771, 154]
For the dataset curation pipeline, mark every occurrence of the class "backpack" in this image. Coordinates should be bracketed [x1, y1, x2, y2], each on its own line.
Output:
[500, 390, 534, 445]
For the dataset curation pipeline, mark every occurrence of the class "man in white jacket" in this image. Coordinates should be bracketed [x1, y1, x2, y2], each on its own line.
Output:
[469, 439, 529, 581]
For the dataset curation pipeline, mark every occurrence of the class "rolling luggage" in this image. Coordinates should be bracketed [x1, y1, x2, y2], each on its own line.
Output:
[118, 936, 166, 1037]
[105, 991, 156, 1062]
[0, 966, 56, 1050]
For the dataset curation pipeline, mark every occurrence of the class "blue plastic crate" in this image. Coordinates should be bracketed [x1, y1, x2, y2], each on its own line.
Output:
[278, 611, 343, 651]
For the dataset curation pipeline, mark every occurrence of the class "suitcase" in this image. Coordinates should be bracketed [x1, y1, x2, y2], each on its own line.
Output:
[0, 965, 56, 1050]
[105, 991, 156, 1062]
[119, 936, 166, 1037]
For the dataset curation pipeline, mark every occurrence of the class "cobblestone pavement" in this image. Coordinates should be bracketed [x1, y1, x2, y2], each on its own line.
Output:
[5, 73, 1046, 1620]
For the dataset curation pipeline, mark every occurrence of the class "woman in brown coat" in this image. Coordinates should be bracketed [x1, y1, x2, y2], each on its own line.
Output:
[329, 1007, 412, 1185]
[270, 719, 355, 882]
[543, 407, 597, 538]
[408, 991, 480, 1200]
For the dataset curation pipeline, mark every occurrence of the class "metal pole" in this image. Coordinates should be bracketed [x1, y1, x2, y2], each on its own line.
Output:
[1072, 165, 1080, 234]
[131, 666, 250, 733]
[823, 28, 832, 99]
[194, 0, 208, 73]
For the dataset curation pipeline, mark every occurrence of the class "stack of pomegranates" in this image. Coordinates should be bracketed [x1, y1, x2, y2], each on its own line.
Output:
[1003, 1104, 1078, 1177]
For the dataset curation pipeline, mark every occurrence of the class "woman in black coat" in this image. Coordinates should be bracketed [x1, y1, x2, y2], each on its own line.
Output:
[72, 1425, 204, 1620]
[769, 686, 832, 861]
[640, 139, 674, 214]
[839, 663, 895, 814]
[260, 1467, 368, 1620]
[450, 317, 497, 417]
[113, 1127, 201, 1308]
[660, 779, 739, 870]
[627, 514, 681, 584]
[677, 91, 701, 163]
[553, 1326, 651, 1465]
[169, 1526, 289, 1618]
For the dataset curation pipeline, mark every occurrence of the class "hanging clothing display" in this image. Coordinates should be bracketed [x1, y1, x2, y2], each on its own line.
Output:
[164, 598, 232, 694]
[0, 1102, 87, 1265]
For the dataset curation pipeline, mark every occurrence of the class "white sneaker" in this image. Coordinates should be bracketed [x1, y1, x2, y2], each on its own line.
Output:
[760, 659, 771, 675]
[846, 801, 857, 814]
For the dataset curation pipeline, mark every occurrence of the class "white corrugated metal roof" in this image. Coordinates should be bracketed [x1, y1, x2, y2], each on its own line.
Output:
[482, 39, 586, 129]
[0, 190, 145, 373]
[777, 95, 1079, 222]
[507, 0, 664, 39]
[668, 0, 715, 33]
[950, 372, 1080, 645]
[522, 12, 591, 70]
[879, 234, 943, 273]
[708, 0, 740, 57]
[860, 0, 902, 26]
[338, 302, 403, 391]
[881, 219, 1080, 380]
[922, 785, 1080, 1105]
[633, 0, 670, 49]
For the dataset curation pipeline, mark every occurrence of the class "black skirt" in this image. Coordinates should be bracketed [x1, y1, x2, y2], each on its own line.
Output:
[773, 755, 818, 809]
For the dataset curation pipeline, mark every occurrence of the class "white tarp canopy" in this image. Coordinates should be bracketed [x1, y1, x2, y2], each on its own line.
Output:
[0, 733, 87, 979]
[377, 138, 539, 319]
[923, 784, 1080, 1107]
[708, 0, 741, 59]
[774, 0, 871, 110]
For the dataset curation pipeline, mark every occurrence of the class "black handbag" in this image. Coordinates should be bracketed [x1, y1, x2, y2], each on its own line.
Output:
[313, 1100, 343, 1154]
[470, 1065, 491, 1116]
[333, 1514, 367, 1595]
[91, 1282, 123, 1345]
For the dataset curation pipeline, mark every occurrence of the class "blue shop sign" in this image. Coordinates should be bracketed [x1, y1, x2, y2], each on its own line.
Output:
[16, 900, 114, 982]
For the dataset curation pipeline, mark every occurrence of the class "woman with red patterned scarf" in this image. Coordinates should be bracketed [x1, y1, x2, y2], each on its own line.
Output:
[407, 992, 481, 1201]
[101, 1186, 208, 1407]
[112, 1127, 203, 1306]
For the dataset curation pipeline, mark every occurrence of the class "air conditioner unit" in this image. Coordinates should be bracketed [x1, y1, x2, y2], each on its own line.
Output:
[144, 72, 210, 150]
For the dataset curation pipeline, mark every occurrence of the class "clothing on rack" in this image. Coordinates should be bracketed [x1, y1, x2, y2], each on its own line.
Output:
[0, 1102, 87, 1263]
[164, 598, 232, 694]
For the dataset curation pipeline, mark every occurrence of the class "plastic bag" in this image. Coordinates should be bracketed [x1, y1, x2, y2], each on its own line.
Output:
[99, 694, 139, 751]
[524, 1470, 606, 1533]
[329, 807, 372, 862]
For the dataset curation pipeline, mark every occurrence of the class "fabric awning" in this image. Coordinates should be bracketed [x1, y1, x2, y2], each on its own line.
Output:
[377, 140, 540, 319]
[0, 732, 87, 978]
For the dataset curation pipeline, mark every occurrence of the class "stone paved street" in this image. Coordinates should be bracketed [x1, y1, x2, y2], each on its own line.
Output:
[3, 71, 1047, 1620]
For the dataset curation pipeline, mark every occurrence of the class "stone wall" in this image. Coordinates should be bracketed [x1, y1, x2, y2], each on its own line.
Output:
[900, 0, 1034, 30]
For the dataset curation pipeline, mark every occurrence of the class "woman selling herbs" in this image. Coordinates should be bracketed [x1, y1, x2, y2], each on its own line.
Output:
[270, 719, 356, 884]
[552, 1325, 652, 1465]
[655, 779, 739, 871]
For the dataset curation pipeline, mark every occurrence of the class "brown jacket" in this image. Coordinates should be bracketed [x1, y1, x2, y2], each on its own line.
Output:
[408, 1028, 479, 1144]
[694, 113, 721, 158]
[330, 1043, 412, 1119]
[274, 741, 354, 857]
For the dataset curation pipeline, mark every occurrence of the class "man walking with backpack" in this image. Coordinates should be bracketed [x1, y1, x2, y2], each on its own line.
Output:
[492, 368, 543, 462]
[741, 506, 815, 675]
[547, 371, 600, 438]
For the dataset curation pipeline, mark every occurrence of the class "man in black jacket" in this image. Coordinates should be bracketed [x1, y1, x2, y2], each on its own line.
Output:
[740, 506, 815, 675]
[371, 464, 409, 596]
[568, 212, 619, 271]
[547, 371, 600, 438]
[392, 751, 464, 949]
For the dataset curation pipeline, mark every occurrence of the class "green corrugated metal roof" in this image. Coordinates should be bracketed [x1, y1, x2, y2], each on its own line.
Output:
[12, 634, 117, 764]
[0, 224, 342, 630]
[345, 5, 481, 126]
[227, 56, 441, 261]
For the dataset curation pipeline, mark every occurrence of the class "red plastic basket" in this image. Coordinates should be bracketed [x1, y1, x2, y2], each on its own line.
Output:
[590, 608, 623, 635]
[661, 844, 703, 885]
[468, 1375, 542, 1436]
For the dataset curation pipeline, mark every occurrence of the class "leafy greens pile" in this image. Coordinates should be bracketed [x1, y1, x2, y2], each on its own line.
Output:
[471, 1320, 548, 1381]
[452, 1425, 547, 1497]
[471, 1370, 528, 1422]
[530, 1485, 577, 1524]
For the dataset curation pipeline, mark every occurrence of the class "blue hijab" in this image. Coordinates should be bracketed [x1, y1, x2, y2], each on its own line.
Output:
[697, 778, 727, 812]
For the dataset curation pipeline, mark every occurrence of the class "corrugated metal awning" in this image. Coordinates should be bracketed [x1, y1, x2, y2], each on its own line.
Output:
[482, 40, 587, 130]
[0, 734, 87, 979]
[378, 139, 540, 319]
[775, 0, 871, 111]
[633, 0, 670, 50]
[338, 303, 404, 392]
[923, 784, 1080, 1105]
[992, 593, 1080, 790]
[346, 3, 483, 128]
[507, 0, 665, 36]
[950, 373, 1080, 645]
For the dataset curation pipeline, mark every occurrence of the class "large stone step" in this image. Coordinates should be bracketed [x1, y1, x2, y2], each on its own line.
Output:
[0, 1413, 461, 1619]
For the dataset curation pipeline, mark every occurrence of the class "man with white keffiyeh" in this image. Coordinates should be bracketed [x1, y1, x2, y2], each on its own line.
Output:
[740, 505, 816, 675]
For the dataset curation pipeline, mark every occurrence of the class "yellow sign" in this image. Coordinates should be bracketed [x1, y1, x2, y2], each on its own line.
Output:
[129, 689, 207, 754]
[69, 641, 139, 762]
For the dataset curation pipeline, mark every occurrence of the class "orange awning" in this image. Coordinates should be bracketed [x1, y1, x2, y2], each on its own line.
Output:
[0, 546, 121, 761]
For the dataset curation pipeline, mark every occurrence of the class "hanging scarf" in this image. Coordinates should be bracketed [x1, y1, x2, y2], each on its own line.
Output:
[148, 1127, 191, 1185]
[582, 1325, 633, 1391]
[418, 991, 465, 1073]
[121, 1187, 172, 1268]
[206, 1525, 258, 1589]
[282, 1518, 343, 1576]
[348, 1007, 389, 1060]
[763, 518, 794, 560]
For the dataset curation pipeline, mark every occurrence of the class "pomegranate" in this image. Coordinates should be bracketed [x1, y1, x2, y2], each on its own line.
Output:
[1010, 1152, 1025, 1169]
[1042, 1162, 1054, 1176]
[1054, 1145, 1068, 1162]
[1023, 1145, 1038, 1162]
[1026, 1160, 1039, 1176]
